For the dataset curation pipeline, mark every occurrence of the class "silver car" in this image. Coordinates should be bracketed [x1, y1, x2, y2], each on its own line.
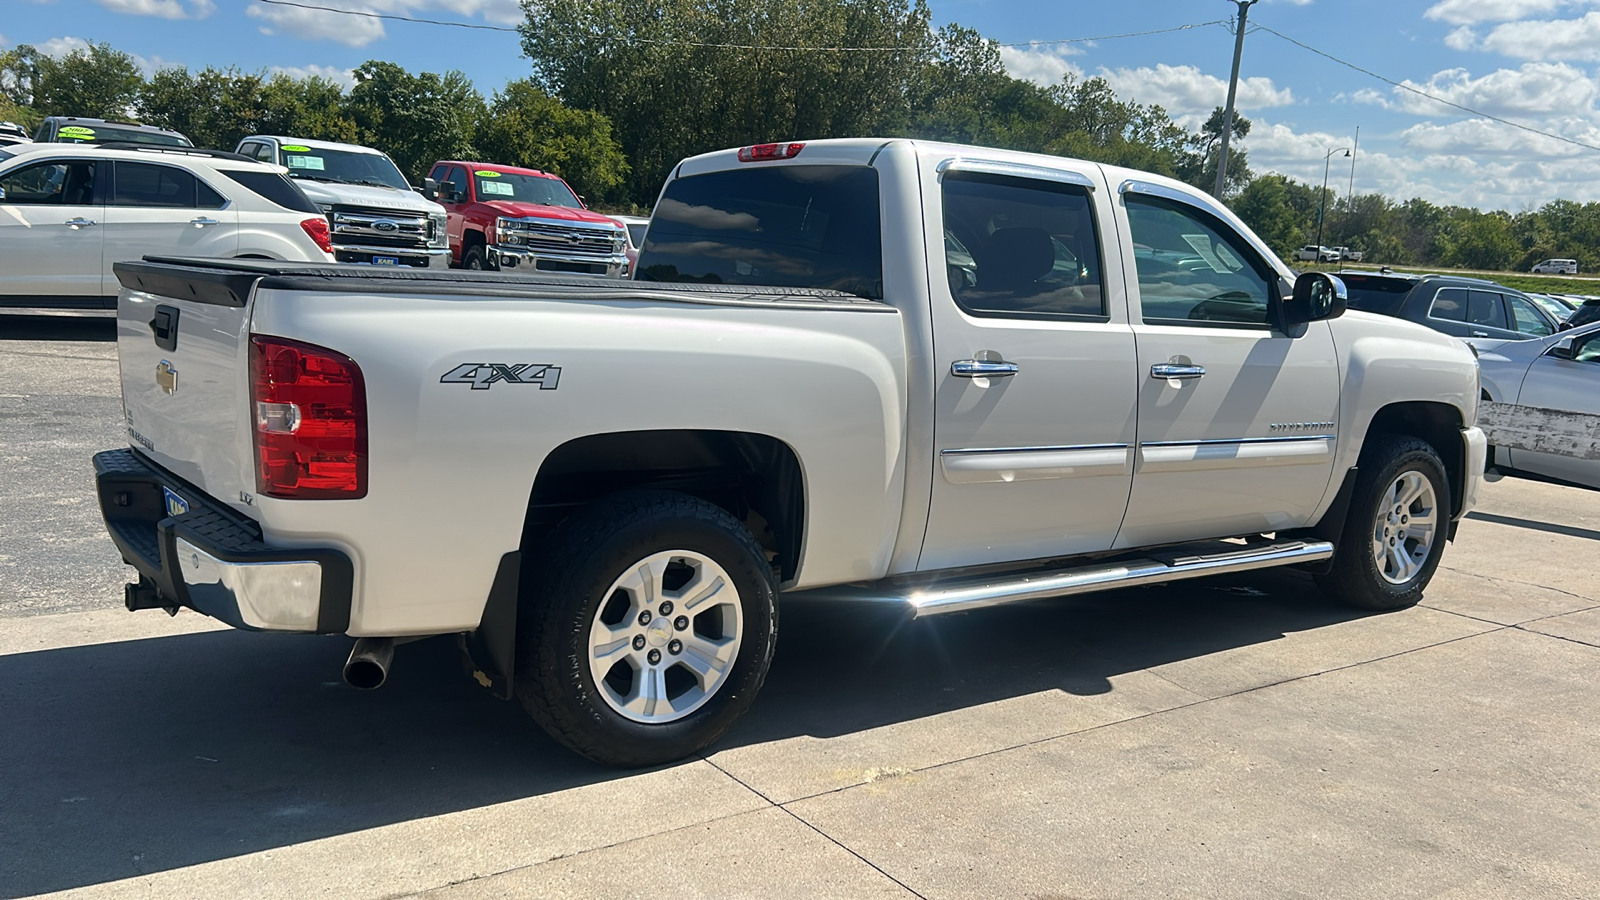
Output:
[1473, 322, 1600, 490]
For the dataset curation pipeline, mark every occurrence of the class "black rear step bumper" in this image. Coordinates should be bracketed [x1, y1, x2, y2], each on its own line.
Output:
[94, 448, 353, 633]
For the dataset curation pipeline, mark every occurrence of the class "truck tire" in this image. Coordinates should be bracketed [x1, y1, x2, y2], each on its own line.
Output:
[462, 245, 490, 270]
[515, 490, 778, 767]
[1316, 434, 1452, 611]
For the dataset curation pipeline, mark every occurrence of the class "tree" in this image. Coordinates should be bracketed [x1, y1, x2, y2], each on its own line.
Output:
[32, 42, 143, 120]
[0, 46, 42, 128]
[346, 61, 482, 182]
[474, 80, 629, 204]
[138, 67, 270, 150]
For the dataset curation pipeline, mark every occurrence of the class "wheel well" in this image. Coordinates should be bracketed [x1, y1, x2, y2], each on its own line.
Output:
[522, 430, 805, 582]
[463, 230, 486, 254]
[1365, 402, 1466, 515]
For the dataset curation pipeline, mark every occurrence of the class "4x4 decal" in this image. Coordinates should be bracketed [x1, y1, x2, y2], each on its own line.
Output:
[440, 363, 561, 391]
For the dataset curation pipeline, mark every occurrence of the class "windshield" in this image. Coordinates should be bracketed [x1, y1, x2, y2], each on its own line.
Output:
[473, 170, 580, 207]
[53, 123, 190, 147]
[637, 165, 883, 298]
[1338, 275, 1414, 315]
[279, 144, 411, 190]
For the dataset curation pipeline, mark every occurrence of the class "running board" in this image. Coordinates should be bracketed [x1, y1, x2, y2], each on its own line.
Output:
[799, 539, 1334, 619]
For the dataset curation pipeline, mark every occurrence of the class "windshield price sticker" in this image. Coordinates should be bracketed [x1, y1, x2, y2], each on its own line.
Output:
[475, 170, 501, 177]
[285, 155, 326, 171]
[281, 144, 312, 152]
[59, 126, 96, 138]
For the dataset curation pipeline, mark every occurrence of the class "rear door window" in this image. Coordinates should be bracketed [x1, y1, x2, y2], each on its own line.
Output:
[113, 162, 200, 208]
[1467, 289, 1509, 330]
[1430, 288, 1467, 321]
[637, 165, 883, 298]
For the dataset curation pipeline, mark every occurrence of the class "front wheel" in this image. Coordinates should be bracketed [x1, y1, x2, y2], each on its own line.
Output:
[515, 491, 778, 767]
[462, 245, 490, 270]
[1317, 434, 1452, 610]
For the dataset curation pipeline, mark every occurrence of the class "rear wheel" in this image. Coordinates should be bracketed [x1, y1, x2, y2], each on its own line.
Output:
[515, 490, 778, 767]
[1317, 434, 1451, 610]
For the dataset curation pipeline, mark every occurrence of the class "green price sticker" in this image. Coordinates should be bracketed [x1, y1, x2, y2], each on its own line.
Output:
[59, 126, 96, 136]
[474, 170, 501, 177]
[281, 144, 311, 152]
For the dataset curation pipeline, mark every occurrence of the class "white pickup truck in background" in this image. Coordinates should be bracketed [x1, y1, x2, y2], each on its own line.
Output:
[96, 138, 1486, 766]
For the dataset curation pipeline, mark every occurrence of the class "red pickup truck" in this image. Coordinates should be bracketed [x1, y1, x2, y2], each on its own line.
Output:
[427, 160, 629, 277]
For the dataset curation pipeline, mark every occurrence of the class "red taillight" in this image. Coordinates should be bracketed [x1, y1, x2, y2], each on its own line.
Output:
[737, 142, 805, 162]
[250, 336, 366, 499]
[300, 216, 333, 255]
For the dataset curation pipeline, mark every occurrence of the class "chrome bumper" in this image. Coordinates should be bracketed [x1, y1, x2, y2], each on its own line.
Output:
[94, 448, 353, 633]
[333, 243, 451, 269]
[489, 244, 628, 278]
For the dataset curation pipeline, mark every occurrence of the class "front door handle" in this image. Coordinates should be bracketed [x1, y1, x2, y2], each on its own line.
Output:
[65, 217, 97, 229]
[1151, 364, 1206, 380]
[1469, 331, 1489, 338]
[189, 217, 219, 228]
[952, 359, 1019, 378]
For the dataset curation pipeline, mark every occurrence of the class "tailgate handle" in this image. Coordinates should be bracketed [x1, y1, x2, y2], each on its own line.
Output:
[149, 305, 180, 352]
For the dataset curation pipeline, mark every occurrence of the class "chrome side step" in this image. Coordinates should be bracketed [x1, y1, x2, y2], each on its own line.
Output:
[799, 539, 1334, 619]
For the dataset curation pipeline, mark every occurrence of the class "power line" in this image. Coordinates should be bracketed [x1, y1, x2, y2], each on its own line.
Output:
[1254, 22, 1600, 154]
[251, 1, 1225, 52]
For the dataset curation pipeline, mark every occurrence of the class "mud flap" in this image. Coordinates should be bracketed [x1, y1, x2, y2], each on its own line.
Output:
[460, 551, 520, 700]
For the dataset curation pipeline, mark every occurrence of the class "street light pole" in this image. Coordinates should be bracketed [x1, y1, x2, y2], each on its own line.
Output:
[1316, 146, 1350, 259]
[1213, 0, 1259, 199]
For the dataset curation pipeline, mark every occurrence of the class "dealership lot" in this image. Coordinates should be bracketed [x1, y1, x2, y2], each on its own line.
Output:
[2, 314, 1598, 900]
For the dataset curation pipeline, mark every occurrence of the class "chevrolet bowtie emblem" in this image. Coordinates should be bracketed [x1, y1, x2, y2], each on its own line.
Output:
[155, 360, 178, 395]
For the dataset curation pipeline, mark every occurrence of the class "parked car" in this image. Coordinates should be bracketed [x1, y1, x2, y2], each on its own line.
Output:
[1475, 321, 1600, 490]
[33, 116, 191, 147]
[235, 136, 449, 269]
[1567, 297, 1600, 329]
[615, 214, 650, 273]
[1332, 246, 1363, 262]
[1296, 245, 1339, 262]
[428, 160, 627, 276]
[1525, 292, 1577, 323]
[1336, 270, 1562, 341]
[94, 138, 1484, 767]
[0, 144, 333, 310]
[0, 121, 31, 147]
[1530, 258, 1578, 275]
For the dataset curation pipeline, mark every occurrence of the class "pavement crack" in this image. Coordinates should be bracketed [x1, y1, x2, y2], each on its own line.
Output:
[1437, 565, 1597, 605]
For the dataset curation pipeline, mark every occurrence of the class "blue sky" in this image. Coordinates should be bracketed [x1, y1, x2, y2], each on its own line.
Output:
[6, 0, 1600, 211]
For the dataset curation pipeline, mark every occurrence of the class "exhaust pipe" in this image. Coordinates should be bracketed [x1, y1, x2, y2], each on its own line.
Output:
[343, 637, 394, 690]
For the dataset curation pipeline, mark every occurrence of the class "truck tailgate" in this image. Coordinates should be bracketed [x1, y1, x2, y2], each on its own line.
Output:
[115, 262, 255, 511]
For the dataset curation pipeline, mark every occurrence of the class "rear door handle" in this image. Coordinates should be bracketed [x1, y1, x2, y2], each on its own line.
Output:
[189, 217, 220, 228]
[1151, 364, 1206, 380]
[65, 217, 97, 229]
[952, 359, 1019, 378]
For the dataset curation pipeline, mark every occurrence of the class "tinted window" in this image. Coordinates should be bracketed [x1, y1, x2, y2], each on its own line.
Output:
[447, 166, 470, 199]
[1506, 294, 1554, 336]
[1569, 302, 1600, 329]
[113, 162, 201, 207]
[1430, 288, 1467, 321]
[219, 169, 321, 213]
[428, 164, 449, 186]
[626, 222, 647, 248]
[1339, 275, 1413, 315]
[941, 172, 1104, 318]
[0, 160, 97, 204]
[1468, 290, 1508, 329]
[638, 165, 883, 298]
[1126, 194, 1271, 326]
[195, 178, 227, 209]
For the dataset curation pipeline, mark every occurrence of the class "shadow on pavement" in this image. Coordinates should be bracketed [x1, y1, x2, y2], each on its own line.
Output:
[0, 313, 116, 342]
[0, 569, 1366, 896]
[1466, 510, 1600, 542]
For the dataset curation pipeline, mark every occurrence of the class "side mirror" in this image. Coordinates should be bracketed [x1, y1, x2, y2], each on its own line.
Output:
[1284, 272, 1348, 326]
[419, 177, 439, 201]
[577, 194, 588, 208]
[1547, 337, 1576, 360]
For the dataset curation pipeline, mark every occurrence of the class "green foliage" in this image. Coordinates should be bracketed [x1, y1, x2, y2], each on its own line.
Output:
[347, 61, 483, 182]
[31, 42, 144, 120]
[474, 79, 629, 204]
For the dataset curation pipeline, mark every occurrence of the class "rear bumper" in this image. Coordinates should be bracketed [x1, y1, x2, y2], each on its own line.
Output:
[489, 244, 627, 278]
[94, 448, 352, 633]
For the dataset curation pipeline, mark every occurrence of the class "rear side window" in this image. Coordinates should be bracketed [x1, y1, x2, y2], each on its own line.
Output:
[219, 169, 321, 213]
[1339, 276, 1412, 315]
[941, 172, 1104, 318]
[638, 165, 883, 298]
[113, 162, 200, 207]
[1430, 288, 1467, 321]
[1468, 290, 1508, 329]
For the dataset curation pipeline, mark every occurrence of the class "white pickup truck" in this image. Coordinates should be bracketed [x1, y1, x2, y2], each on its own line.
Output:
[95, 139, 1486, 766]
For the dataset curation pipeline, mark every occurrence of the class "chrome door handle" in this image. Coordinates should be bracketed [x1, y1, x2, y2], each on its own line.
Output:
[65, 217, 97, 229]
[189, 217, 219, 227]
[1469, 331, 1489, 337]
[1151, 364, 1206, 380]
[952, 359, 1019, 378]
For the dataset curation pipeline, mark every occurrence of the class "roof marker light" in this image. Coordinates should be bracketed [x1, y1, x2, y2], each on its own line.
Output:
[737, 142, 805, 163]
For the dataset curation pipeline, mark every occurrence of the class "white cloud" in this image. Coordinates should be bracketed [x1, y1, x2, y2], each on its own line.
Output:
[1423, 0, 1582, 25]
[1475, 11, 1600, 61]
[270, 64, 357, 89]
[35, 36, 93, 58]
[95, 0, 214, 20]
[1097, 64, 1293, 116]
[1443, 26, 1478, 50]
[245, 0, 522, 47]
[998, 45, 1082, 87]
[1355, 63, 1600, 119]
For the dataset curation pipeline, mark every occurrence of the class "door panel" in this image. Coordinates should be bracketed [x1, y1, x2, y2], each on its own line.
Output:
[918, 159, 1138, 572]
[1114, 188, 1340, 547]
[0, 158, 105, 297]
[102, 161, 239, 278]
[1509, 337, 1600, 489]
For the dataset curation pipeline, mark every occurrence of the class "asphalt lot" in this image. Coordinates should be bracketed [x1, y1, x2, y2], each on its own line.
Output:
[2, 312, 1598, 899]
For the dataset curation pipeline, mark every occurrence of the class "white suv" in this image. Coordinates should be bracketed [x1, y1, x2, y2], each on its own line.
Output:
[0, 143, 334, 310]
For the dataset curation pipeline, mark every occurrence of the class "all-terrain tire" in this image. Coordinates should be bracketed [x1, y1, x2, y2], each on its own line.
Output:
[515, 490, 778, 767]
[1316, 434, 1452, 611]
[462, 245, 490, 270]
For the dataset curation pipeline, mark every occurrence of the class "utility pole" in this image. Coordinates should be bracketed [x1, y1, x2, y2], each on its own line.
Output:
[1213, 0, 1258, 199]
[1316, 146, 1350, 258]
